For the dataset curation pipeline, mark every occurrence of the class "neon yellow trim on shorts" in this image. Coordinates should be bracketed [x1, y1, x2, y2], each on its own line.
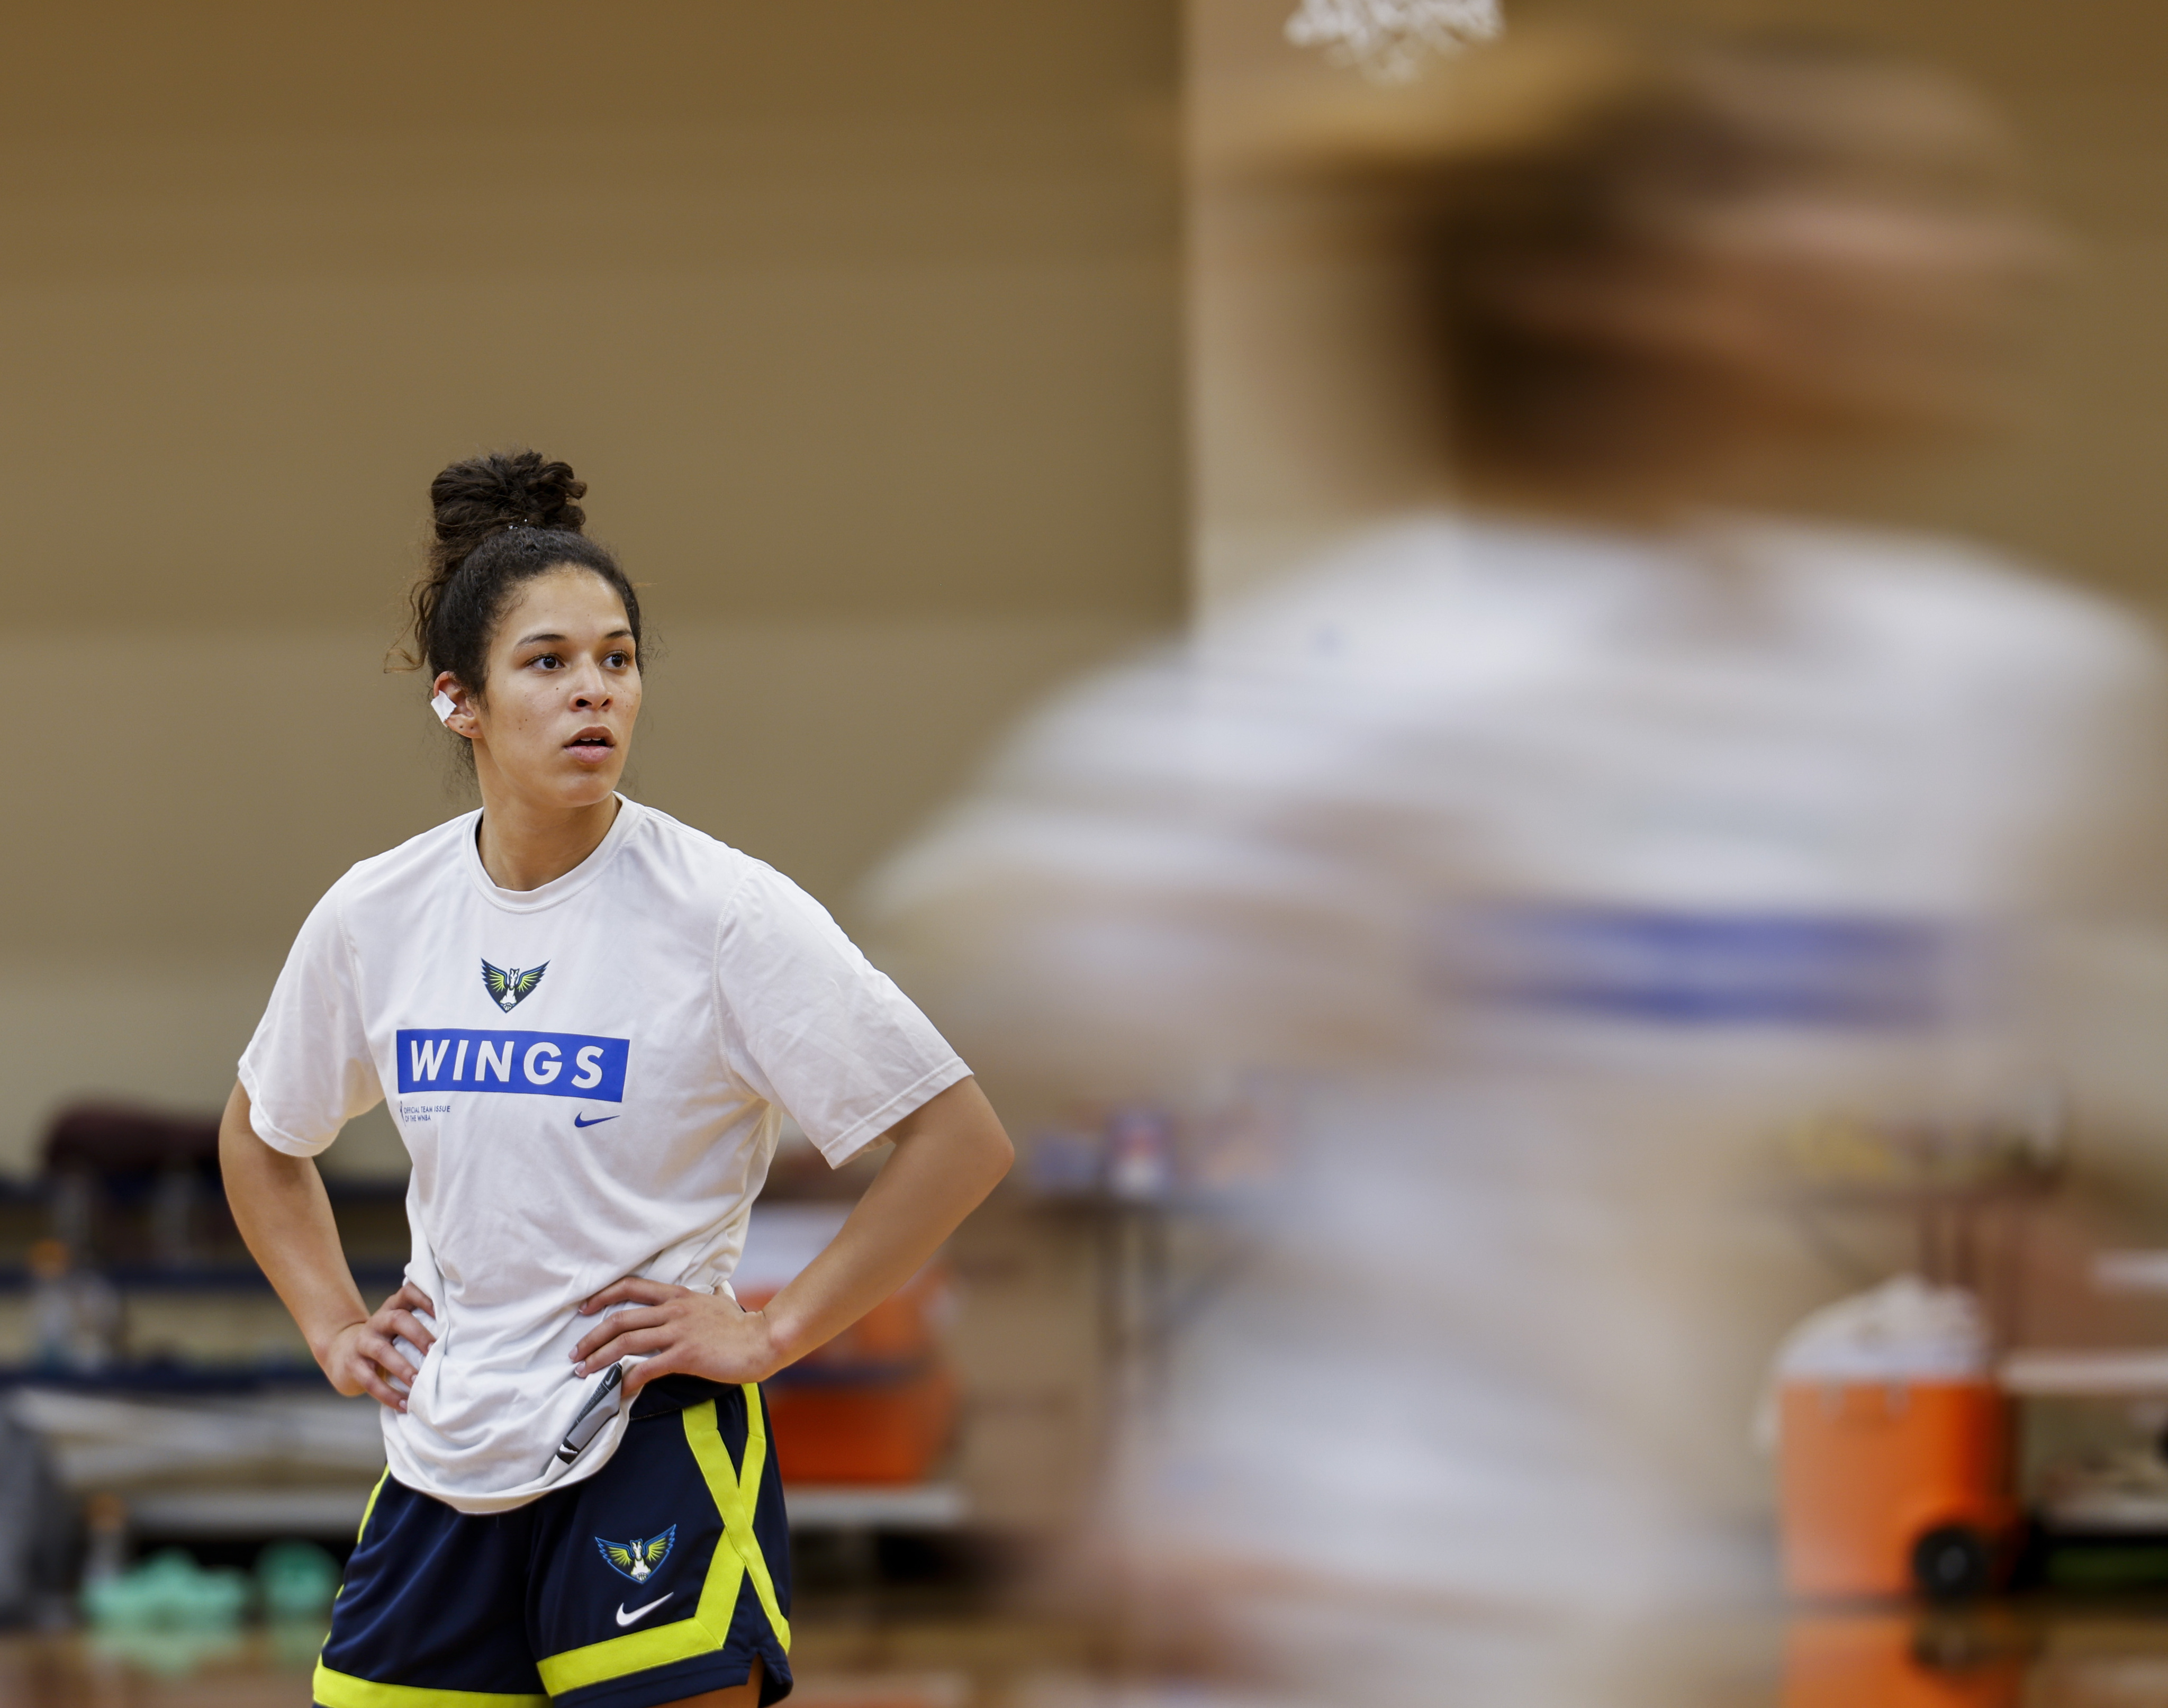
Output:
[357, 1467, 393, 1544]
[328, 1467, 397, 1617]
[693, 1382, 791, 1654]
[312, 1660, 546, 1708]
[535, 1387, 788, 1696]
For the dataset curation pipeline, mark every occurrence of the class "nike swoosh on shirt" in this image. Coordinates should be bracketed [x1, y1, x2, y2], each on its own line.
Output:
[573, 1113, 620, 1128]
[616, 1593, 672, 1626]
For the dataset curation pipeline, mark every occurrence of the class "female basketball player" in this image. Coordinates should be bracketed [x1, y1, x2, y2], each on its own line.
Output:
[220, 450, 1013, 1708]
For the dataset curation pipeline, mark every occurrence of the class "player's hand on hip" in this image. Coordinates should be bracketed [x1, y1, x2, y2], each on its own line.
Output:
[572, 1277, 780, 1397]
[322, 1281, 437, 1412]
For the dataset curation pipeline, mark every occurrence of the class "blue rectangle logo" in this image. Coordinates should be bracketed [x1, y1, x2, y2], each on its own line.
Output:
[395, 1029, 629, 1102]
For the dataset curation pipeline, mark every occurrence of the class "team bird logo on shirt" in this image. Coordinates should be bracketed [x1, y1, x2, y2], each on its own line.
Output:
[481, 959, 547, 1013]
[597, 1526, 676, 1583]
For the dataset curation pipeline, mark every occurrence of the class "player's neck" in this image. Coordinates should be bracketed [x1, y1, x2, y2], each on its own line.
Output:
[472, 788, 622, 892]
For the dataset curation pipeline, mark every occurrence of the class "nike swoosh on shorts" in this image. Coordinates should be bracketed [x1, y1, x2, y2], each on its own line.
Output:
[617, 1592, 673, 1626]
[574, 1113, 620, 1128]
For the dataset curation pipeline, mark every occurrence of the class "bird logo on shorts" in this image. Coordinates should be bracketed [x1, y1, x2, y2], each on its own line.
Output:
[597, 1526, 676, 1584]
[481, 959, 548, 1013]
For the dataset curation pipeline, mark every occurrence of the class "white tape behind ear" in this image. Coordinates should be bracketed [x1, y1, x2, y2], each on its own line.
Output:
[431, 690, 459, 725]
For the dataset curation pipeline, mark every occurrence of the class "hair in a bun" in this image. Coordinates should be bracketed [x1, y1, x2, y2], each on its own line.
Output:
[428, 448, 589, 576]
[394, 449, 643, 719]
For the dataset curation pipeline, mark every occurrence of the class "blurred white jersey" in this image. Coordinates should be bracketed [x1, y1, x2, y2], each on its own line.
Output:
[870, 511, 2167, 1624]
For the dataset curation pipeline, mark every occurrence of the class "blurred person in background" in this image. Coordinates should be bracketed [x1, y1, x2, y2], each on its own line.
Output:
[870, 28, 2168, 1708]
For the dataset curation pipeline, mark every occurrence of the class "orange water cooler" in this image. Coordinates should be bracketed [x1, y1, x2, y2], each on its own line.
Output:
[1778, 1377, 2017, 1598]
[1773, 1279, 2018, 1601]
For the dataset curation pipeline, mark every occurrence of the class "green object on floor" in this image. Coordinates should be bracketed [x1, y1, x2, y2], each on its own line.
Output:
[2047, 1543, 2168, 1590]
[83, 1548, 249, 1627]
[256, 1538, 342, 1617]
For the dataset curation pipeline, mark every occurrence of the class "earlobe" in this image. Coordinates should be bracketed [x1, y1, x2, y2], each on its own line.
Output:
[429, 676, 477, 737]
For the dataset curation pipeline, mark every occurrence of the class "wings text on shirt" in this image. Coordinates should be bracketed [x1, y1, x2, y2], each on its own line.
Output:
[396, 1028, 630, 1101]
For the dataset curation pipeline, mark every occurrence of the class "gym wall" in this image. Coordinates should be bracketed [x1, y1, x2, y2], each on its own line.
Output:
[0, 2, 1182, 1177]
[1191, 0, 2168, 612]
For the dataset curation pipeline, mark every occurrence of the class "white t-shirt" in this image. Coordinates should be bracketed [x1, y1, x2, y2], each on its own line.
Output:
[240, 797, 968, 1513]
[870, 510, 2168, 1617]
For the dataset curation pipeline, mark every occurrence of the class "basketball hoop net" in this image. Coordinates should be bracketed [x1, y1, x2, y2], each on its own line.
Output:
[1284, 0, 1503, 84]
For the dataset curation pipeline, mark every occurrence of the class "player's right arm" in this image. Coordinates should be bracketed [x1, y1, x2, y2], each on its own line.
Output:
[219, 1079, 436, 1411]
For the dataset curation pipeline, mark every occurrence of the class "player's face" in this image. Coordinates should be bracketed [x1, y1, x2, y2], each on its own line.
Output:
[466, 567, 642, 812]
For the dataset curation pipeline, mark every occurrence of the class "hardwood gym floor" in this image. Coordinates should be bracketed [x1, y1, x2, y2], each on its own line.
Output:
[0, 1603, 1109, 1708]
[8, 1601, 2168, 1706]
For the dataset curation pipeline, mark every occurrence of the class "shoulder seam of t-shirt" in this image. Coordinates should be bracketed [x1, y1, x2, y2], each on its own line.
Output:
[708, 854, 762, 1095]
[334, 887, 366, 1054]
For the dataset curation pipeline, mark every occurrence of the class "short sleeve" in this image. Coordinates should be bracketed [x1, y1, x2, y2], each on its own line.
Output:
[238, 888, 383, 1156]
[716, 864, 970, 1167]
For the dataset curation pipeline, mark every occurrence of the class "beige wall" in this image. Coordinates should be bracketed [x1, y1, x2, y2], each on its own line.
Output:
[0, 3, 1181, 1175]
[1191, 0, 2168, 613]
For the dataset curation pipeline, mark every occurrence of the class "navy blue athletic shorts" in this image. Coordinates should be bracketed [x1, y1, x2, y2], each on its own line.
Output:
[313, 1380, 792, 1708]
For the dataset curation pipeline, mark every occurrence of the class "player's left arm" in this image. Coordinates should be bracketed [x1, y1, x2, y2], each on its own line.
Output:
[571, 1076, 1012, 1396]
